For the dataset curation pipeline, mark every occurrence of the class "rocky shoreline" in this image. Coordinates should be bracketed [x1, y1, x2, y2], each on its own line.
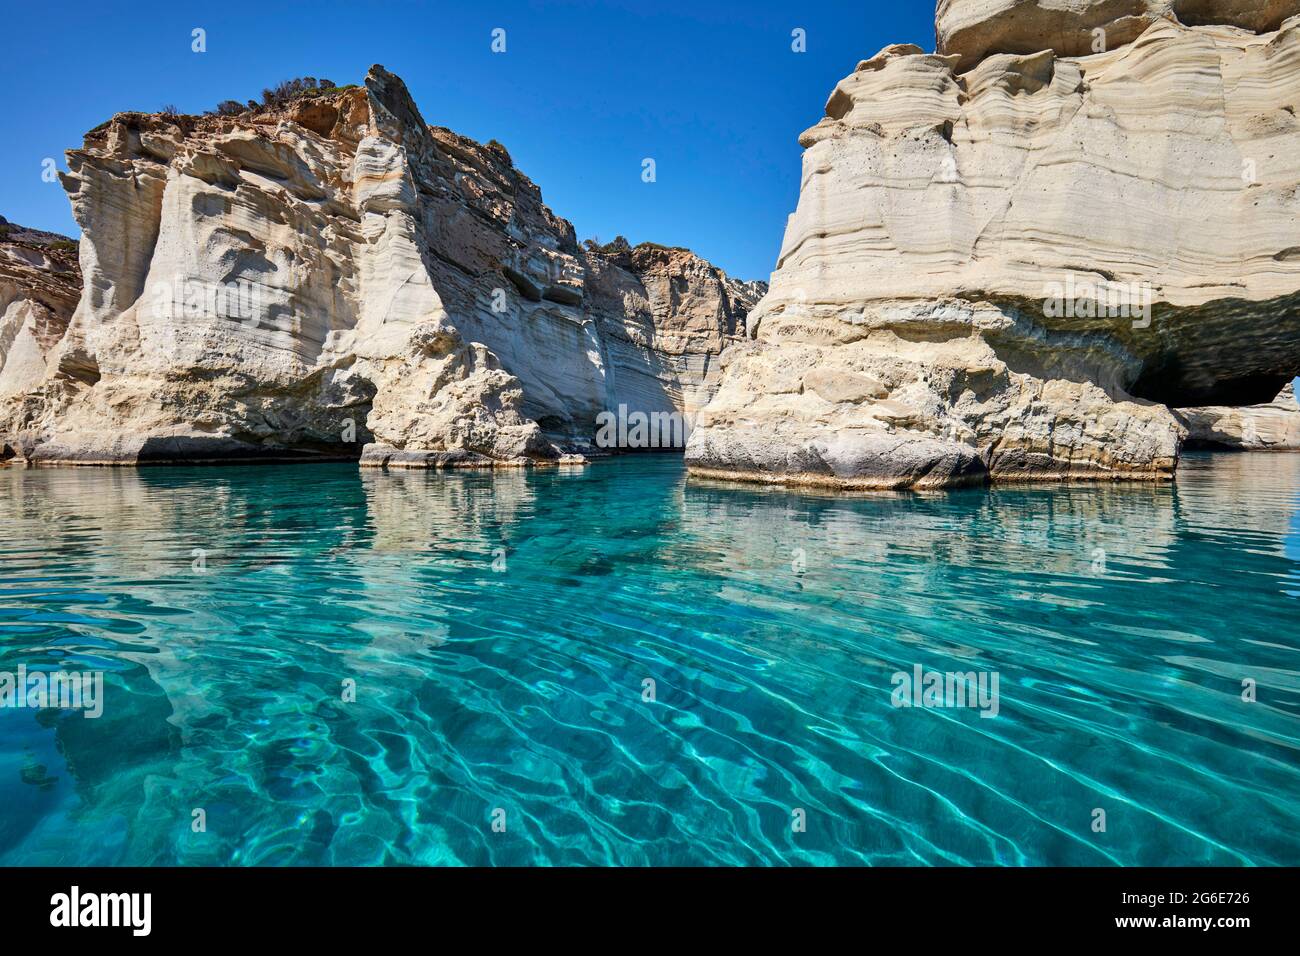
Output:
[4, 2, 1299, 486]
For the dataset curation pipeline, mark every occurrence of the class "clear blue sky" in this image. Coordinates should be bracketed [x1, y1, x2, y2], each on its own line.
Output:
[0, 0, 935, 281]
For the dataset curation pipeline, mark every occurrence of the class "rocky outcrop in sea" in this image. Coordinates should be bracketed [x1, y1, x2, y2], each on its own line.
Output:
[1176, 382, 1300, 448]
[6, 8, 1296, 486]
[0, 67, 763, 466]
[686, 1, 1300, 488]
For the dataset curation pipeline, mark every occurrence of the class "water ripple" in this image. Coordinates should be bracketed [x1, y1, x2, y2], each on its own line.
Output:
[0, 452, 1298, 865]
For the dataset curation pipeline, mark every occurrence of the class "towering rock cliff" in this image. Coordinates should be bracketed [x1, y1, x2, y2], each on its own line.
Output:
[0, 67, 762, 466]
[687, 3, 1300, 489]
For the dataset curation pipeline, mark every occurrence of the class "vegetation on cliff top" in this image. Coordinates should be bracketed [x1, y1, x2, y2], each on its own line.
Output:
[584, 236, 690, 256]
[0, 217, 79, 252]
[207, 77, 357, 117]
[484, 139, 513, 166]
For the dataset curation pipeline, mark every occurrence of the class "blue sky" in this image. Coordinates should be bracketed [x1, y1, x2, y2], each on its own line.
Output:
[0, 0, 935, 281]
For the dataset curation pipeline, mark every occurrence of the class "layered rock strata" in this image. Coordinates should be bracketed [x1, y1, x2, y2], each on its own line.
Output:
[1175, 383, 1300, 448]
[584, 238, 764, 421]
[0, 67, 761, 467]
[0, 221, 80, 425]
[687, 5, 1300, 489]
[936, 0, 1300, 72]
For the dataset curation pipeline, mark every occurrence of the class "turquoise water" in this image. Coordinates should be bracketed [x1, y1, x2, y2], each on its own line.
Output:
[1, 453, 1298, 866]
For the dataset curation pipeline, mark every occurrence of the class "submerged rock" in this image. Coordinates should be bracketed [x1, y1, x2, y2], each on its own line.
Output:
[688, 5, 1300, 489]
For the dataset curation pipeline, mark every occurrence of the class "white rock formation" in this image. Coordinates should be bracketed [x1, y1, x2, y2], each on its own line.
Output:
[687, 6, 1300, 489]
[0, 222, 79, 411]
[584, 238, 763, 420]
[0, 67, 762, 466]
[937, 0, 1300, 72]
[1175, 382, 1300, 447]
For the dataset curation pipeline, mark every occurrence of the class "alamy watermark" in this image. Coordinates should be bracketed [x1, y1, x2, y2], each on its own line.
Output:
[0, 665, 104, 718]
[50, 886, 150, 936]
[1042, 273, 1153, 329]
[594, 404, 693, 449]
[149, 274, 263, 324]
[890, 664, 1000, 718]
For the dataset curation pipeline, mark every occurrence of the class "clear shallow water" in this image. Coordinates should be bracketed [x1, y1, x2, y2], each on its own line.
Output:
[1, 453, 1298, 866]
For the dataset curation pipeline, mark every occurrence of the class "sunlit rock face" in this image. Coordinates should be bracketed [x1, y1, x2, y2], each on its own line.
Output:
[1175, 383, 1300, 448]
[687, 8, 1300, 489]
[0, 66, 760, 466]
[936, 0, 1300, 73]
[583, 239, 765, 422]
[0, 222, 80, 424]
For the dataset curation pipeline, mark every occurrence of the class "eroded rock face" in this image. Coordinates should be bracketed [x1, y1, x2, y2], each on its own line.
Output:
[0, 67, 760, 467]
[584, 239, 765, 421]
[936, 0, 1300, 73]
[0, 221, 80, 427]
[1176, 383, 1300, 448]
[687, 11, 1300, 489]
